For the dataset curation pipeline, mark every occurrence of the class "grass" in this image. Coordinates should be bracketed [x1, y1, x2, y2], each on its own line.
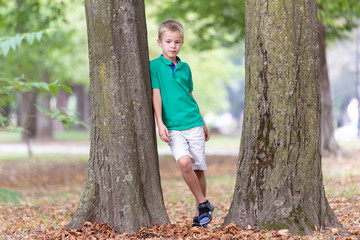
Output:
[0, 153, 31, 162]
[0, 130, 90, 143]
[53, 131, 90, 141]
[324, 175, 360, 198]
[0, 131, 22, 142]
[0, 153, 88, 163]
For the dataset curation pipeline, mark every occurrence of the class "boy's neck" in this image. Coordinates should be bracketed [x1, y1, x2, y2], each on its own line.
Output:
[163, 55, 178, 65]
[172, 58, 178, 66]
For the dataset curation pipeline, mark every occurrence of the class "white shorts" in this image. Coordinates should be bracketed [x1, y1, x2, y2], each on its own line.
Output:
[168, 126, 207, 171]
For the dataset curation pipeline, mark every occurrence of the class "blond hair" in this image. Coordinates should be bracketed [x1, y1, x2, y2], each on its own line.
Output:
[158, 19, 184, 40]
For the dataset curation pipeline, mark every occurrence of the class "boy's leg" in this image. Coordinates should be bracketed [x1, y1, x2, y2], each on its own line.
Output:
[195, 170, 206, 196]
[194, 170, 206, 215]
[178, 155, 206, 204]
[170, 127, 213, 226]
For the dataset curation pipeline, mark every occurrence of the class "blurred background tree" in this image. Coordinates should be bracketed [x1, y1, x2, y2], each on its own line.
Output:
[317, 0, 360, 155]
[0, 0, 89, 141]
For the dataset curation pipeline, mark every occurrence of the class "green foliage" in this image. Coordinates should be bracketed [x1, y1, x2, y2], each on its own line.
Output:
[0, 29, 56, 56]
[0, 73, 84, 130]
[0, 0, 89, 132]
[0, 75, 73, 117]
[0, 0, 66, 32]
[147, 0, 245, 50]
[150, 0, 360, 48]
[317, 0, 360, 40]
[0, 27, 86, 131]
[0, 0, 89, 91]
[0, 76, 71, 96]
[0, 188, 22, 204]
[36, 106, 87, 130]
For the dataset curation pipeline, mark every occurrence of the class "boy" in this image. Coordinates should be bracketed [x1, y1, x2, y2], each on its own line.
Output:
[150, 19, 214, 228]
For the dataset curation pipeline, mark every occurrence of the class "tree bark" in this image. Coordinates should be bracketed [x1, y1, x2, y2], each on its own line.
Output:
[36, 71, 53, 139]
[356, 28, 360, 136]
[20, 91, 37, 140]
[318, 22, 340, 155]
[72, 84, 90, 131]
[66, 0, 169, 233]
[224, 0, 342, 235]
[36, 94, 53, 139]
[53, 90, 70, 131]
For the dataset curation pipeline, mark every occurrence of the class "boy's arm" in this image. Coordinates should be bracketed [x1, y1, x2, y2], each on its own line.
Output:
[190, 92, 210, 142]
[153, 88, 170, 143]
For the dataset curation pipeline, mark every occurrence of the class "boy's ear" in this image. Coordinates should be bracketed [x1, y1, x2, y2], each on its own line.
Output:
[157, 39, 162, 46]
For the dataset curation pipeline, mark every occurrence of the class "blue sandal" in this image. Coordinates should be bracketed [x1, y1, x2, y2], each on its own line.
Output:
[198, 200, 214, 226]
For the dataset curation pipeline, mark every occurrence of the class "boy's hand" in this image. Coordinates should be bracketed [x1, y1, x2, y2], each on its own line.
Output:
[158, 124, 170, 143]
[204, 125, 210, 142]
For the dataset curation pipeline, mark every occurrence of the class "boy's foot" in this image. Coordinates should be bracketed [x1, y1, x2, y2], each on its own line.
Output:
[191, 216, 207, 228]
[198, 200, 214, 226]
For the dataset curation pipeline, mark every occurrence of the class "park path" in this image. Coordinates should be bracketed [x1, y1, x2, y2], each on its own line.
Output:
[0, 141, 238, 156]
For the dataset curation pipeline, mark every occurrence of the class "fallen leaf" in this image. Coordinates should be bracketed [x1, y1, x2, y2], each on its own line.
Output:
[330, 228, 339, 235]
[278, 229, 290, 235]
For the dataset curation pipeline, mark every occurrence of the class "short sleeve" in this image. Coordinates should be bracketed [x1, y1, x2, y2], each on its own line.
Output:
[150, 62, 160, 89]
[188, 67, 193, 92]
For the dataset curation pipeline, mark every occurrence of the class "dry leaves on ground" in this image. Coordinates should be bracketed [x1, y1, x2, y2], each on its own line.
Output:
[0, 154, 359, 239]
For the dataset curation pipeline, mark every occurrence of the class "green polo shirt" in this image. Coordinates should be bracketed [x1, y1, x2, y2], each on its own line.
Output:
[150, 55, 204, 130]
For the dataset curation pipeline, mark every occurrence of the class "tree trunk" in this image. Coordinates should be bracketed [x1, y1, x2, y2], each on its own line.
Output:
[53, 90, 70, 131]
[37, 71, 53, 139]
[20, 91, 37, 140]
[36, 94, 53, 139]
[356, 28, 360, 136]
[318, 22, 340, 155]
[224, 0, 342, 235]
[66, 0, 169, 233]
[73, 84, 89, 131]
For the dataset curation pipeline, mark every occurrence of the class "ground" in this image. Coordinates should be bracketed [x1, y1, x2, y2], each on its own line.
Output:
[0, 147, 359, 239]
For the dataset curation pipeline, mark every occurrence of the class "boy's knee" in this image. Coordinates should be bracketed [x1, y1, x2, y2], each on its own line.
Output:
[178, 155, 192, 171]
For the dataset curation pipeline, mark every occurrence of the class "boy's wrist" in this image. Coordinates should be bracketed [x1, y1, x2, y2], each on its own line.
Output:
[157, 121, 165, 129]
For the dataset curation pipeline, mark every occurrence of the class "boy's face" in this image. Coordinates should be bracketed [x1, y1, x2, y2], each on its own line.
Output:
[157, 30, 184, 62]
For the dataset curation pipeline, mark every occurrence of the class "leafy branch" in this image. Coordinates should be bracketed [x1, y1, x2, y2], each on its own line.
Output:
[0, 30, 87, 131]
[0, 29, 56, 57]
[36, 106, 87, 130]
[0, 76, 82, 130]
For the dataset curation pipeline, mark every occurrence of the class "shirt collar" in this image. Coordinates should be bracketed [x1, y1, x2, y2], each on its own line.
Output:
[159, 54, 183, 67]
